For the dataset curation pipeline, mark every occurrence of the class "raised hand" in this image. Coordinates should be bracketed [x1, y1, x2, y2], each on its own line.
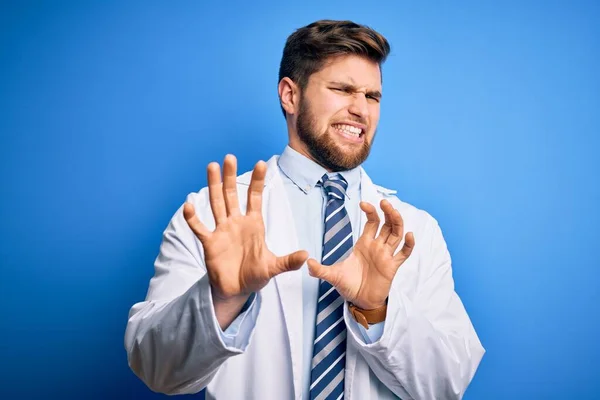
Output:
[307, 199, 415, 310]
[183, 155, 308, 328]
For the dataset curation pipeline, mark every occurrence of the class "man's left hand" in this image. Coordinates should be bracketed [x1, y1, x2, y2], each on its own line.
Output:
[307, 199, 415, 310]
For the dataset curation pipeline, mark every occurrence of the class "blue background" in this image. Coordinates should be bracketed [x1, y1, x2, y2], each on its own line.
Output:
[1, 1, 598, 399]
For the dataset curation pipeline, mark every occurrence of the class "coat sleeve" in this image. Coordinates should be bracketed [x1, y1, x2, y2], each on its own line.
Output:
[344, 212, 485, 400]
[124, 190, 262, 395]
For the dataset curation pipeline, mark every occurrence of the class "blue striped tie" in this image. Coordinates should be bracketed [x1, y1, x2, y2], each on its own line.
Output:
[310, 173, 353, 400]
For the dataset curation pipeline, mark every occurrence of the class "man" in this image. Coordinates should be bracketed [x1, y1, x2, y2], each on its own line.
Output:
[125, 20, 484, 399]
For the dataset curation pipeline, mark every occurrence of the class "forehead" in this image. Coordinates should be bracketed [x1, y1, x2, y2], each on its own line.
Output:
[309, 55, 382, 90]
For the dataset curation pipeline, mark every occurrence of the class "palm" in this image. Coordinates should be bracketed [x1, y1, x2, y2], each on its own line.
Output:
[308, 200, 415, 310]
[184, 155, 308, 302]
[202, 214, 275, 298]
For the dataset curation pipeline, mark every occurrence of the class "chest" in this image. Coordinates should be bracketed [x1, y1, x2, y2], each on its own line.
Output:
[283, 184, 362, 260]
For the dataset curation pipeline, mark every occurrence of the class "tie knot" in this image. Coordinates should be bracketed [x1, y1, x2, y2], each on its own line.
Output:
[321, 173, 348, 199]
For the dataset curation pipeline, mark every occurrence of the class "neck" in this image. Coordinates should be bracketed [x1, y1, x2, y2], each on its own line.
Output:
[287, 137, 334, 173]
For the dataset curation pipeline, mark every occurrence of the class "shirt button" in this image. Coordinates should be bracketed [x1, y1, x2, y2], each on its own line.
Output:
[305, 185, 311, 192]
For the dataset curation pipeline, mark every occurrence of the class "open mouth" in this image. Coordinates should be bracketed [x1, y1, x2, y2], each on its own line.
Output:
[331, 123, 364, 142]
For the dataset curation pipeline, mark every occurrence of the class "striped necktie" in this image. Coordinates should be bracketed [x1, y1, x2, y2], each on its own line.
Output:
[309, 173, 353, 400]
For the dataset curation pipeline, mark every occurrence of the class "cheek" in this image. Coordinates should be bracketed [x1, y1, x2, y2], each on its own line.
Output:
[315, 100, 343, 128]
[323, 97, 345, 116]
[369, 105, 381, 125]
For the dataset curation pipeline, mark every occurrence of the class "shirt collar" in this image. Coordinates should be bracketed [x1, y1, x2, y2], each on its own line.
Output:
[277, 145, 361, 199]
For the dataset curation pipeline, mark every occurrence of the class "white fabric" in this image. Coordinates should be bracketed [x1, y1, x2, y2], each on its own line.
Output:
[124, 155, 485, 399]
[219, 145, 384, 400]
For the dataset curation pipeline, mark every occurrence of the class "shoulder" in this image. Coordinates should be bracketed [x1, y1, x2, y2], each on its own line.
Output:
[235, 155, 280, 187]
[369, 180, 438, 231]
[370, 182, 447, 257]
[185, 156, 279, 215]
[236, 169, 254, 187]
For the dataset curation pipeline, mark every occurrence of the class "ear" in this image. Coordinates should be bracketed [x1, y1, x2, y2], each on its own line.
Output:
[278, 77, 300, 116]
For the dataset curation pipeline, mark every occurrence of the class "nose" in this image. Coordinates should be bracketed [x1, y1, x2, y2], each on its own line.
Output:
[348, 93, 369, 120]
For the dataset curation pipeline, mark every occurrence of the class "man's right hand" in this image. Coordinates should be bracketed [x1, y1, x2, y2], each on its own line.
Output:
[183, 154, 308, 330]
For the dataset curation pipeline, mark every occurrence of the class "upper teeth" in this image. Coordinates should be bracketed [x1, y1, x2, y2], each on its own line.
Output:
[333, 124, 362, 136]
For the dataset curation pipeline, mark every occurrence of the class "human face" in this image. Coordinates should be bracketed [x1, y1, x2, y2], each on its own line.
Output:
[295, 55, 382, 171]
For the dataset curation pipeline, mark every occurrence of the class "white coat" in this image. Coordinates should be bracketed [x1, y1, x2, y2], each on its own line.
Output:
[124, 155, 485, 399]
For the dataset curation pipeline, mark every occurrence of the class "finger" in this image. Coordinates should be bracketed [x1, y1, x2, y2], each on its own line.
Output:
[307, 258, 337, 285]
[393, 232, 415, 264]
[183, 202, 211, 240]
[360, 201, 380, 239]
[273, 250, 309, 276]
[222, 154, 241, 217]
[207, 162, 227, 225]
[377, 200, 394, 243]
[246, 160, 267, 215]
[386, 209, 405, 250]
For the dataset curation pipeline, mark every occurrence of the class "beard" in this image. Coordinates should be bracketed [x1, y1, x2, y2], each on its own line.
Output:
[296, 97, 374, 172]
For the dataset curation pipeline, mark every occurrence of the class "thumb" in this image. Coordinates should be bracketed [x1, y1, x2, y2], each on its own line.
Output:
[183, 202, 210, 240]
[274, 250, 309, 275]
[307, 258, 335, 284]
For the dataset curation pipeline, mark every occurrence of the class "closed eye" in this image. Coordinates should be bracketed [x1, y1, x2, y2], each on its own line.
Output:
[331, 87, 351, 94]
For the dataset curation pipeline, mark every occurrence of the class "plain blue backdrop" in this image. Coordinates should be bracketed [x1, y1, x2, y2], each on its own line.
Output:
[1, 1, 598, 399]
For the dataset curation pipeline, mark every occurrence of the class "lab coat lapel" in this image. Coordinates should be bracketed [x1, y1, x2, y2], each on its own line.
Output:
[358, 168, 386, 236]
[340, 168, 386, 397]
[262, 156, 303, 400]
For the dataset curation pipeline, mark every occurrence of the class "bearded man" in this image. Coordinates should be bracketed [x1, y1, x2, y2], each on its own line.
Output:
[125, 19, 485, 400]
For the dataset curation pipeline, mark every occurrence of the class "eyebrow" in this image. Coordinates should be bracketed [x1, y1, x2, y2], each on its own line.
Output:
[328, 81, 382, 99]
